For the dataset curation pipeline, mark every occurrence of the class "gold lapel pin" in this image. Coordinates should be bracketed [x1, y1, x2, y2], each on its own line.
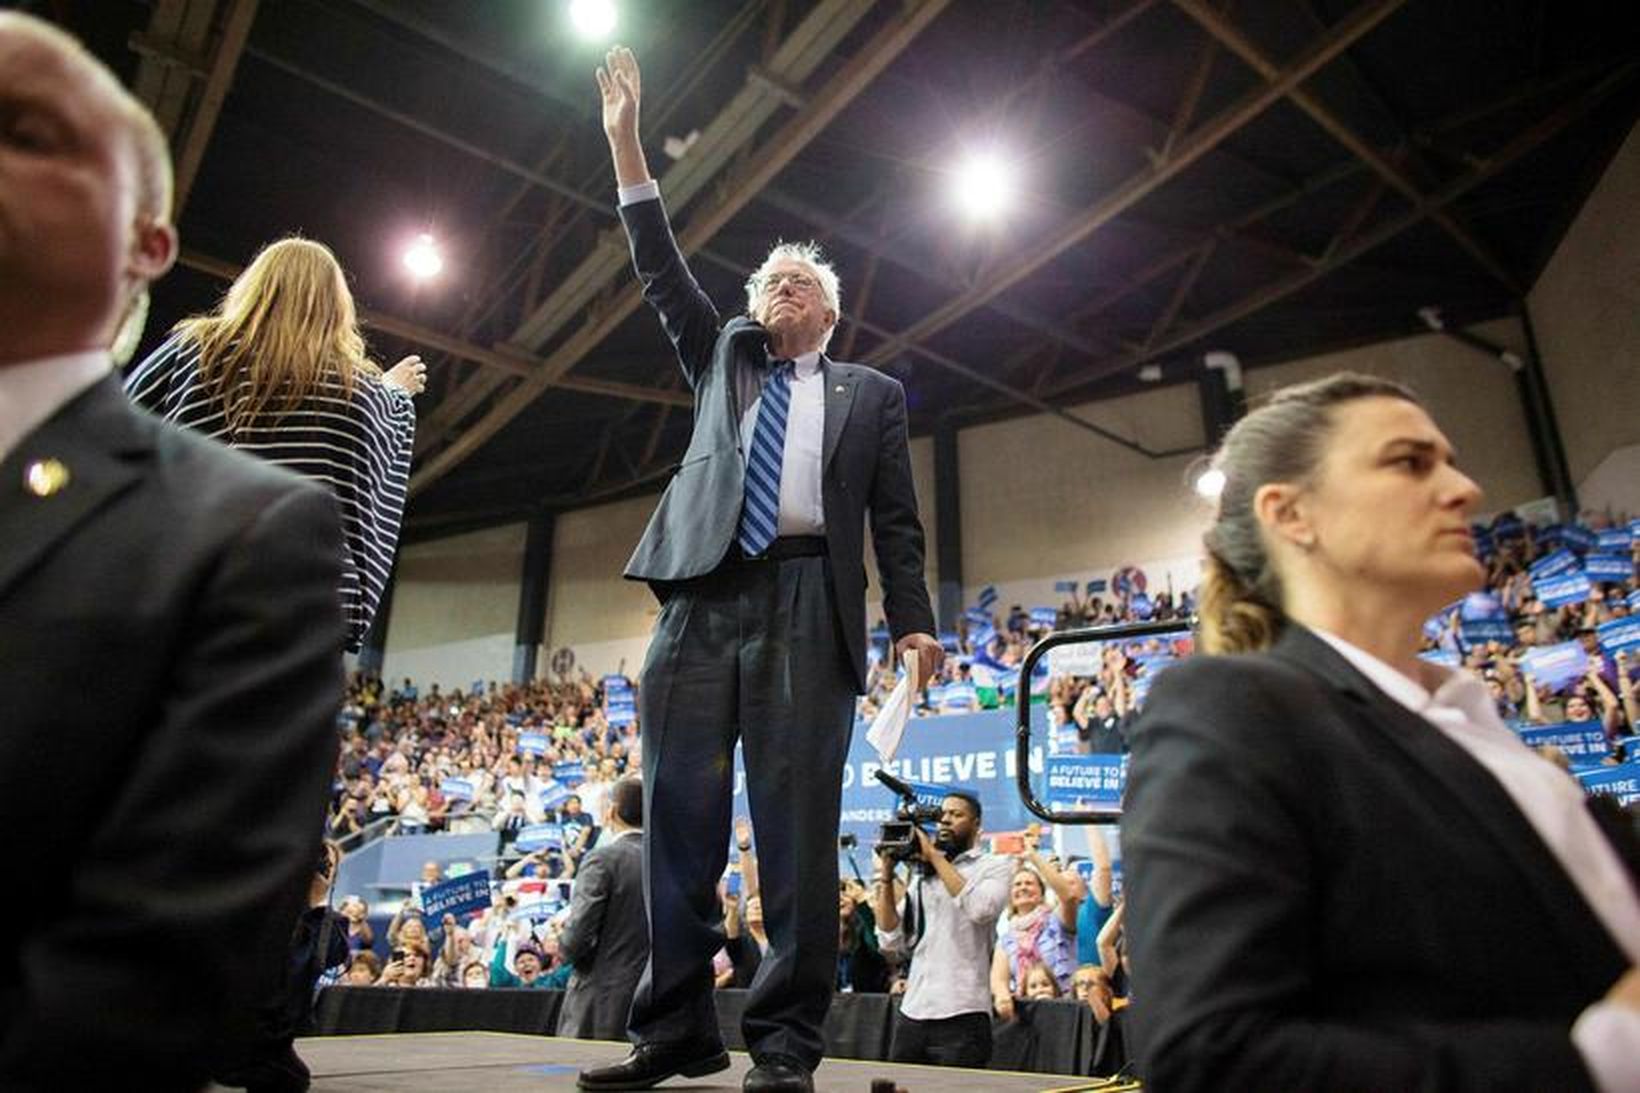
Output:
[24, 458, 71, 497]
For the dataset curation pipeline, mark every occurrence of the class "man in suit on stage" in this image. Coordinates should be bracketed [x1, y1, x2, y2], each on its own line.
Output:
[0, 14, 345, 1089]
[558, 776, 650, 1041]
[579, 46, 941, 1093]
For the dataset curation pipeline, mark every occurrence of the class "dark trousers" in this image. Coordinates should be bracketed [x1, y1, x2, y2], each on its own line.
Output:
[888, 1010, 993, 1069]
[629, 555, 857, 1070]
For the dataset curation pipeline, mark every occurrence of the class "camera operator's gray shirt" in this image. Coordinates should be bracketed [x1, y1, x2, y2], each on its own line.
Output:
[877, 849, 1014, 1020]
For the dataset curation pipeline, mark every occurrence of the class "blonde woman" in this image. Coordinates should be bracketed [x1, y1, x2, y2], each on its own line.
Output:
[127, 237, 423, 650]
[1123, 373, 1640, 1091]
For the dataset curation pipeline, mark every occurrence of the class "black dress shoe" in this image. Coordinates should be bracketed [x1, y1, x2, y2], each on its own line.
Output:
[743, 1054, 813, 1093]
[577, 1040, 730, 1091]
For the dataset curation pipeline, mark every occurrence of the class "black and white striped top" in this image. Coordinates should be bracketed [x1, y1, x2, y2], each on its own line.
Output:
[126, 334, 415, 652]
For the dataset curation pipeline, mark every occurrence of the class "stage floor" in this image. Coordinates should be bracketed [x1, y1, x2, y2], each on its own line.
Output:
[288, 1031, 1108, 1092]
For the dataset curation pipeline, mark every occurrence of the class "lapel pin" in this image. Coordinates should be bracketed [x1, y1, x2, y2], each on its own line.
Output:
[834, 385, 845, 393]
[24, 458, 71, 497]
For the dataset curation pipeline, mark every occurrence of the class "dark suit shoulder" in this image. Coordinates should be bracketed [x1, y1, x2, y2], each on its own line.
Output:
[1138, 650, 1329, 744]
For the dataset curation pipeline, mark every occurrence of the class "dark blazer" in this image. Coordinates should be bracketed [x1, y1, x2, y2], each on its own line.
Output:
[0, 377, 345, 1089]
[1122, 624, 1632, 1092]
[618, 197, 935, 691]
[557, 830, 649, 1040]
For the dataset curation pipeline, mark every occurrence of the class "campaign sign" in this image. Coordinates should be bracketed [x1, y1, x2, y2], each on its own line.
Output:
[538, 779, 571, 810]
[518, 731, 549, 756]
[1517, 722, 1611, 764]
[902, 778, 960, 810]
[440, 777, 476, 801]
[1529, 548, 1579, 581]
[970, 623, 997, 648]
[1519, 641, 1590, 693]
[1054, 580, 1079, 594]
[964, 607, 993, 626]
[870, 621, 891, 640]
[1460, 618, 1515, 647]
[1597, 527, 1633, 552]
[1493, 514, 1525, 540]
[1086, 579, 1107, 595]
[1047, 641, 1104, 677]
[941, 682, 978, 710]
[1630, 589, 1640, 612]
[553, 761, 586, 785]
[1561, 524, 1597, 552]
[421, 871, 492, 920]
[1461, 592, 1506, 620]
[1029, 606, 1058, 627]
[606, 699, 637, 728]
[1418, 648, 1462, 668]
[1044, 755, 1127, 811]
[1576, 762, 1640, 808]
[515, 823, 564, 853]
[1422, 615, 1446, 641]
[1131, 592, 1155, 620]
[977, 585, 998, 609]
[1534, 570, 1591, 609]
[1597, 617, 1640, 658]
[1584, 554, 1633, 582]
[938, 632, 962, 652]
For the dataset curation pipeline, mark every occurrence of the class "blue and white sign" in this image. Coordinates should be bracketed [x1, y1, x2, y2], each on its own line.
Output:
[1562, 525, 1598, 552]
[421, 871, 492, 920]
[1576, 762, 1640, 807]
[1517, 721, 1611, 764]
[1529, 548, 1579, 581]
[1597, 617, 1640, 658]
[964, 607, 993, 626]
[1584, 554, 1633, 582]
[1418, 648, 1462, 668]
[518, 731, 549, 756]
[977, 585, 998, 609]
[538, 779, 572, 810]
[440, 777, 476, 801]
[1086, 579, 1107, 595]
[1535, 570, 1591, 609]
[515, 823, 564, 852]
[1519, 641, 1590, 693]
[1130, 592, 1155, 620]
[940, 682, 978, 710]
[1630, 589, 1640, 612]
[1044, 754, 1128, 811]
[1054, 580, 1079, 594]
[1597, 527, 1633, 553]
[553, 761, 586, 785]
[1029, 606, 1058, 627]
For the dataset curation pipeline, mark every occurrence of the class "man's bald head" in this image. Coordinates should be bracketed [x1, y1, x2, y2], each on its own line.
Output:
[0, 12, 176, 362]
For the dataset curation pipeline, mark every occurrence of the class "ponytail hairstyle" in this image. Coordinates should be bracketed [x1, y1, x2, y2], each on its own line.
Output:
[1198, 372, 1422, 655]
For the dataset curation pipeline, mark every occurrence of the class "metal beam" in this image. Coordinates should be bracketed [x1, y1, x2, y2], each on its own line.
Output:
[171, 0, 258, 214]
[176, 249, 691, 407]
[410, 0, 950, 495]
[1171, 0, 1520, 292]
[131, 0, 216, 137]
[855, 0, 1408, 373]
[1041, 62, 1638, 399]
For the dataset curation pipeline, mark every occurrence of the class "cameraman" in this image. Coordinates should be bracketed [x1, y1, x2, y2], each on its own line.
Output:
[873, 791, 1013, 1068]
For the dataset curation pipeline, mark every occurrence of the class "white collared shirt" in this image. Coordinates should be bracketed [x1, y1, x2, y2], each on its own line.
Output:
[0, 350, 112, 461]
[1313, 628, 1640, 1093]
[619, 180, 825, 537]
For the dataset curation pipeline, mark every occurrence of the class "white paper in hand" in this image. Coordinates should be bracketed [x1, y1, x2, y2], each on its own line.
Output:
[866, 650, 921, 762]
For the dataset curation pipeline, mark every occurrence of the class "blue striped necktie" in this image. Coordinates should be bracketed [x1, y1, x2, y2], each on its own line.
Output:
[737, 359, 795, 557]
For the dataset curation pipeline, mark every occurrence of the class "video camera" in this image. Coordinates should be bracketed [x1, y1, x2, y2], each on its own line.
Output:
[872, 770, 948, 864]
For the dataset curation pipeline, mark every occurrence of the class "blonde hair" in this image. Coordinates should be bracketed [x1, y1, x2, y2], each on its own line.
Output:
[176, 237, 377, 434]
[1199, 372, 1421, 655]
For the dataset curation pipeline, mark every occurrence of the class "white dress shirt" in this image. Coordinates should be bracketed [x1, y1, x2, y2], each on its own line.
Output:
[0, 350, 112, 461]
[619, 180, 825, 537]
[1313, 628, 1640, 1093]
[877, 848, 1015, 1020]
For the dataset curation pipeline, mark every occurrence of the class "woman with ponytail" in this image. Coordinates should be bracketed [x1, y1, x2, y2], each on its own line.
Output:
[1122, 373, 1640, 1091]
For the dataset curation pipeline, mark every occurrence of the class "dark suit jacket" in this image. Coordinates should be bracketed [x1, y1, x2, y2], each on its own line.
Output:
[1122, 624, 1632, 1092]
[618, 197, 935, 691]
[0, 376, 345, 1089]
[557, 830, 648, 1040]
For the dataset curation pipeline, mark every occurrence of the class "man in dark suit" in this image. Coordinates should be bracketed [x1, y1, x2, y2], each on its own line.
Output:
[580, 46, 941, 1093]
[0, 14, 345, 1089]
[558, 776, 649, 1041]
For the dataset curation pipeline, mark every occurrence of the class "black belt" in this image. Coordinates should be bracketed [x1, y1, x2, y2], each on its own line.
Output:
[727, 535, 828, 562]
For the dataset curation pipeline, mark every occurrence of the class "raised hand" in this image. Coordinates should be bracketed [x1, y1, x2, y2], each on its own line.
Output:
[596, 45, 641, 146]
[383, 355, 427, 395]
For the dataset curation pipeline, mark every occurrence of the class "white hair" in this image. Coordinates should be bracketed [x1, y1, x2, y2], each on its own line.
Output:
[744, 240, 842, 352]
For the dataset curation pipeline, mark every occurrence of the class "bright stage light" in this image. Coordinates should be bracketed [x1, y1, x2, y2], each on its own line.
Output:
[949, 152, 1016, 221]
[402, 234, 443, 280]
[568, 0, 618, 40]
[1194, 467, 1226, 499]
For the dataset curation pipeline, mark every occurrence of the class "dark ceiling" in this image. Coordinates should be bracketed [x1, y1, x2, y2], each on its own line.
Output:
[35, 0, 1640, 541]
